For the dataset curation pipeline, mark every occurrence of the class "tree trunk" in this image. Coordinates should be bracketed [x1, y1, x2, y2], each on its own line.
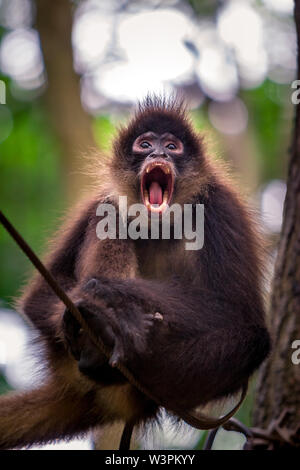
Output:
[35, 0, 96, 200]
[252, 0, 300, 448]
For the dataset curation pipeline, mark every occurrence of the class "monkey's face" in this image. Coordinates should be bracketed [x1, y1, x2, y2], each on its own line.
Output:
[112, 100, 205, 211]
[132, 132, 182, 213]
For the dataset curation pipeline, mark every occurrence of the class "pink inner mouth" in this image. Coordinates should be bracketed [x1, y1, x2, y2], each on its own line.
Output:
[141, 163, 174, 213]
[149, 181, 163, 205]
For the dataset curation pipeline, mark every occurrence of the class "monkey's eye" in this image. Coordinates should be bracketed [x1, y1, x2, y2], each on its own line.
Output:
[166, 143, 176, 150]
[140, 142, 151, 149]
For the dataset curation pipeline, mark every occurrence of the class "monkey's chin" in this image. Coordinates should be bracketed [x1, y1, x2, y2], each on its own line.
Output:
[141, 160, 174, 214]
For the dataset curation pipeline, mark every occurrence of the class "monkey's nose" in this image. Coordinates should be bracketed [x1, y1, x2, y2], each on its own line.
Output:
[150, 152, 168, 159]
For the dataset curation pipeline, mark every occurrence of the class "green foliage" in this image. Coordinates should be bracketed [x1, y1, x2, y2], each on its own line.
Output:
[93, 115, 116, 151]
[0, 101, 64, 306]
[195, 430, 208, 450]
[242, 80, 292, 181]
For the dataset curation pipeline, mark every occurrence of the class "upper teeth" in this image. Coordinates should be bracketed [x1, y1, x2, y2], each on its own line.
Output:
[145, 163, 171, 174]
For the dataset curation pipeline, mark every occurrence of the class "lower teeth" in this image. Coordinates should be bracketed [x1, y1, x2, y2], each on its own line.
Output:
[144, 189, 169, 208]
[163, 190, 169, 204]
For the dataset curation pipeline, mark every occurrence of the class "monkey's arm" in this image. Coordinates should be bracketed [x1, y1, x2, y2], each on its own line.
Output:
[0, 199, 148, 449]
[19, 197, 137, 351]
[18, 198, 99, 346]
[0, 200, 102, 449]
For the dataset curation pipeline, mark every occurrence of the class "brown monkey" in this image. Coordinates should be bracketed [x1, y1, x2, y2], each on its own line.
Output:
[0, 96, 270, 449]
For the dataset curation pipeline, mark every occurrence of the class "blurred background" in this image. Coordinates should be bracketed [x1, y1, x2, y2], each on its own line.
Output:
[0, 0, 295, 450]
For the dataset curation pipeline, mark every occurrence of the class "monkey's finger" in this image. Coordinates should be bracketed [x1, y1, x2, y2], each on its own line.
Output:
[143, 313, 156, 326]
[88, 315, 116, 350]
[109, 336, 125, 368]
[83, 278, 115, 303]
[75, 302, 116, 348]
[154, 312, 164, 322]
[78, 337, 107, 374]
[63, 308, 81, 334]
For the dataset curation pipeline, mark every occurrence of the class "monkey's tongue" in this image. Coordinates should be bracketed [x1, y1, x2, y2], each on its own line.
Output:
[149, 181, 163, 206]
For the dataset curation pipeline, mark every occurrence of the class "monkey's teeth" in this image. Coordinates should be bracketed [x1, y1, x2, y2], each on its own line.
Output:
[163, 190, 169, 204]
[143, 189, 150, 205]
[145, 162, 171, 175]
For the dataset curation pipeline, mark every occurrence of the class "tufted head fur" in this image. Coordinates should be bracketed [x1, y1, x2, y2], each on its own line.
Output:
[109, 95, 213, 207]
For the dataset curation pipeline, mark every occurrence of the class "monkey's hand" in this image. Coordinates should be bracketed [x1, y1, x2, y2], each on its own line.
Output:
[62, 278, 158, 371]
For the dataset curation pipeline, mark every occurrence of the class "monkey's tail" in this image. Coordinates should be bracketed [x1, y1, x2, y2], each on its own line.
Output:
[0, 381, 98, 449]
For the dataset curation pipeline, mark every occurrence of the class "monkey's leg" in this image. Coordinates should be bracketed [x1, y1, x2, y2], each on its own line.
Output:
[0, 381, 100, 449]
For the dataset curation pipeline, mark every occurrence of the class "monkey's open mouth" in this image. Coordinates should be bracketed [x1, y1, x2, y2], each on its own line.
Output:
[141, 162, 174, 213]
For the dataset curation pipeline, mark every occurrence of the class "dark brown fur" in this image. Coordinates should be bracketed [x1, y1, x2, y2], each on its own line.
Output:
[0, 96, 270, 449]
